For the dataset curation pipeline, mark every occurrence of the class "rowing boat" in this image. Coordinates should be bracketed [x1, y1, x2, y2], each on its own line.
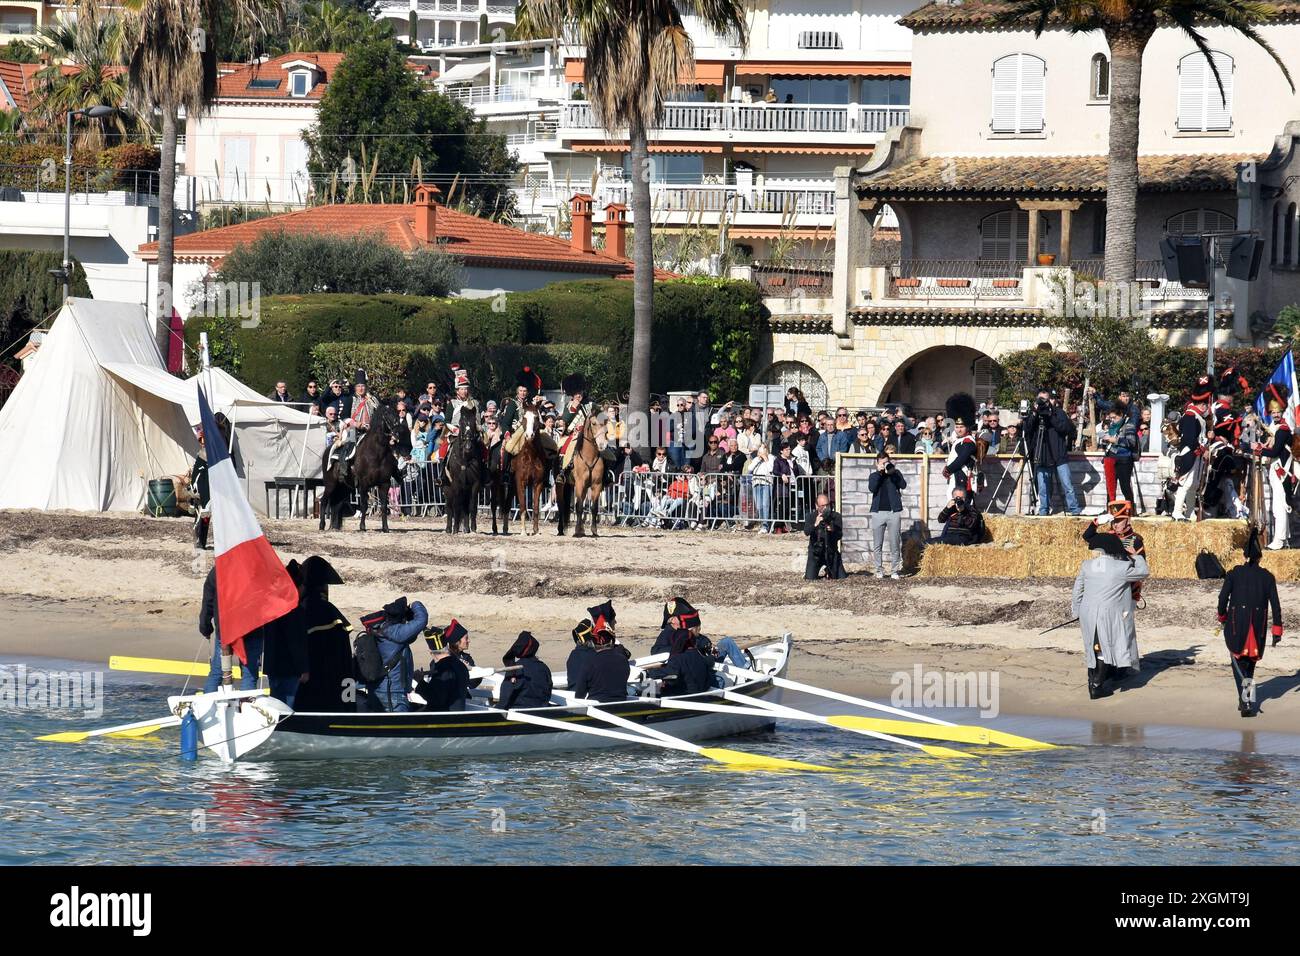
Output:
[171, 635, 793, 763]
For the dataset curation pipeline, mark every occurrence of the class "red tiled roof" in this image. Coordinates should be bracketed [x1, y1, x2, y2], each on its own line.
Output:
[136, 201, 673, 278]
[214, 53, 346, 102]
[0, 60, 40, 113]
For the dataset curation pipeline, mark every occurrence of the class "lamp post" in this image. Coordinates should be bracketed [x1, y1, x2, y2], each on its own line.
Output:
[59, 106, 117, 302]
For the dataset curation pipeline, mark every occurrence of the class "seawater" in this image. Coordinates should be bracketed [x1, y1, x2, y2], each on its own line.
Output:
[2, 660, 1298, 865]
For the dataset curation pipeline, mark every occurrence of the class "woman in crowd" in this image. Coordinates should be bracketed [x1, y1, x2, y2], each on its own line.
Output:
[772, 441, 804, 534]
[737, 417, 763, 457]
[785, 387, 811, 420]
[1099, 407, 1140, 504]
[748, 443, 774, 531]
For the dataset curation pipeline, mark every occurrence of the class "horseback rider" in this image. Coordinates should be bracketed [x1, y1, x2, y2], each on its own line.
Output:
[333, 369, 379, 481]
[448, 364, 480, 433]
[500, 367, 541, 441]
[558, 373, 594, 474]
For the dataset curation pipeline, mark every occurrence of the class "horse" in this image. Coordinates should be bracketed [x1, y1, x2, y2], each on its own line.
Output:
[444, 410, 483, 534]
[319, 406, 411, 533]
[486, 434, 513, 535]
[511, 407, 549, 536]
[558, 413, 606, 538]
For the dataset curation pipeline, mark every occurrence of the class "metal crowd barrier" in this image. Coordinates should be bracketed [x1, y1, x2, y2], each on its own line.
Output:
[350, 461, 834, 532]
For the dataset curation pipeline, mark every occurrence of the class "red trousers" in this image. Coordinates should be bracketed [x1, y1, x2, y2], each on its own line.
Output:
[1103, 457, 1117, 502]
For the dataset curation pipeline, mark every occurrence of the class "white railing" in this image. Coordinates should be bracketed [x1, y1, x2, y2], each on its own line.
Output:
[798, 30, 843, 50]
[444, 83, 563, 105]
[593, 180, 835, 218]
[562, 102, 908, 135]
[505, 124, 558, 147]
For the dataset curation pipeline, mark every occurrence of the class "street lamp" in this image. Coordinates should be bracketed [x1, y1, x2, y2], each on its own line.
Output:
[60, 106, 117, 302]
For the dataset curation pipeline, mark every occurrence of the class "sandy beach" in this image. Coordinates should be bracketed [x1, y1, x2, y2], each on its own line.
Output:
[2, 510, 1298, 735]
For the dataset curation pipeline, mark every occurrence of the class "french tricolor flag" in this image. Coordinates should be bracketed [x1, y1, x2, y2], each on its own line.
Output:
[198, 384, 298, 664]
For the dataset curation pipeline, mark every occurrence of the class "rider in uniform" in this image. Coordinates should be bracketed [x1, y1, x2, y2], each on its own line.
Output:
[333, 368, 378, 481]
[499, 367, 541, 439]
[447, 364, 480, 433]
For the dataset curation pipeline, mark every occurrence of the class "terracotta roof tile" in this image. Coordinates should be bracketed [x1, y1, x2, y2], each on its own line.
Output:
[215, 52, 346, 102]
[0, 60, 40, 113]
[857, 153, 1254, 199]
[136, 201, 668, 278]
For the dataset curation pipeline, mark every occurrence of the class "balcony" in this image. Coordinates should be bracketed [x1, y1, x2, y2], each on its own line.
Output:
[591, 179, 835, 225]
[559, 102, 908, 145]
[378, 0, 517, 20]
[443, 83, 563, 107]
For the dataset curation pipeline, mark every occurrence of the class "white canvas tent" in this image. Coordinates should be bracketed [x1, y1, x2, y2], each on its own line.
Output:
[0, 298, 325, 515]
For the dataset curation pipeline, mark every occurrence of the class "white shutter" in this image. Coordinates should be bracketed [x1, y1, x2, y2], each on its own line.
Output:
[283, 139, 309, 203]
[1178, 51, 1233, 132]
[1018, 55, 1046, 132]
[991, 56, 1020, 133]
[991, 54, 1045, 133]
[223, 138, 250, 201]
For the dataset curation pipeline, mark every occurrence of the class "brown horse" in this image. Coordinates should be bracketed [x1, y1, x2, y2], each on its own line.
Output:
[512, 407, 548, 536]
[565, 414, 606, 538]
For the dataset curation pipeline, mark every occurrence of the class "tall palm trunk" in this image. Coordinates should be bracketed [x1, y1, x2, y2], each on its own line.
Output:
[1102, 28, 1149, 285]
[155, 106, 178, 359]
[628, 117, 653, 450]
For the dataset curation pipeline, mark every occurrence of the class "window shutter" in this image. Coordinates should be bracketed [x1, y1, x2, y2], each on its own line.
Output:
[1018, 56, 1046, 132]
[1204, 52, 1232, 130]
[991, 56, 1019, 133]
[223, 138, 250, 201]
[1178, 51, 1233, 132]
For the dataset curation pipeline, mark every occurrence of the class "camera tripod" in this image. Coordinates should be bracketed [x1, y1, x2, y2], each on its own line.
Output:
[990, 411, 1046, 514]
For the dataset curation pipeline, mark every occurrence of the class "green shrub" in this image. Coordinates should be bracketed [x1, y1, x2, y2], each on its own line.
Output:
[310, 342, 616, 399]
[0, 249, 90, 358]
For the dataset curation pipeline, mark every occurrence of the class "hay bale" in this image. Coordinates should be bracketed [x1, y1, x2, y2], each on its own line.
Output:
[920, 515, 1253, 580]
[1260, 550, 1300, 582]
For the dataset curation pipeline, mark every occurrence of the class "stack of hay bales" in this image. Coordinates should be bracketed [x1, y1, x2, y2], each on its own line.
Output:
[918, 516, 1284, 580]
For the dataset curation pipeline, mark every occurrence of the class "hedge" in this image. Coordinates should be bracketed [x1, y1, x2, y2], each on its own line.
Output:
[0, 143, 161, 193]
[0, 249, 90, 357]
[994, 345, 1291, 409]
[186, 278, 767, 401]
[311, 342, 616, 400]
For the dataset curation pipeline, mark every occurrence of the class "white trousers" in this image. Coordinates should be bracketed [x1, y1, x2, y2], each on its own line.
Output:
[1268, 465, 1290, 547]
[1172, 457, 1201, 519]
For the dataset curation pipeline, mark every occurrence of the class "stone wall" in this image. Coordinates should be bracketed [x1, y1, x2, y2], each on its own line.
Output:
[836, 450, 1288, 565]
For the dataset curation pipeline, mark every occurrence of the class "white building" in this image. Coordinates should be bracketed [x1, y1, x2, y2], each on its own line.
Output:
[376, 0, 519, 51]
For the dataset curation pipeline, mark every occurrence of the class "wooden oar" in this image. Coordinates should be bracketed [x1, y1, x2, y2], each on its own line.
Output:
[37, 714, 182, 744]
[501, 705, 834, 772]
[655, 695, 974, 758]
[111, 655, 247, 680]
[720, 667, 1056, 750]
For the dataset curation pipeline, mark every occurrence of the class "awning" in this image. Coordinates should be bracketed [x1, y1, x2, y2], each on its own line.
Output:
[735, 62, 911, 78]
[570, 143, 724, 154]
[435, 61, 491, 84]
[730, 226, 833, 239]
[735, 145, 873, 155]
[563, 59, 727, 85]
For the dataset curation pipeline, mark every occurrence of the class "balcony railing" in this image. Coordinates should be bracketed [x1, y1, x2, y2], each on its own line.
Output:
[444, 83, 562, 105]
[798, 30, 843, 50]
[561, 102, 908, 135]
[753, 258, 834, 300]
[593, 181, 835, 218]
[890, 259, 1024, 300]
[505, 124, 558, 147]
[1070, 258, 1210, 301]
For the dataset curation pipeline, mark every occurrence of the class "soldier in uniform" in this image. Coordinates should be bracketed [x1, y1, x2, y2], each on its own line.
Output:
[1218, 527, 1284, 716]
[558, 373, 593, 473]
[1208, 365, 1249, 518]
[1170, 375, 1211, 521]
[332, 369, 379, 481]
[292, 556, 355, 713]
[499, 366, 541, 441]
[415, 619, 481, 711]
[942, 393, 979, 497]
[1253, 387, 1295, 550]
[447, 364, 480, 433]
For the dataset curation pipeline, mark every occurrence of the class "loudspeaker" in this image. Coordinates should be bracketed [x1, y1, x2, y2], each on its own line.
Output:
[1158, 236, 1209, 287]
[1225, 236, 1264, 281]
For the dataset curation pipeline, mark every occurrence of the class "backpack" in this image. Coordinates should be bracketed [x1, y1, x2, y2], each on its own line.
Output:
[353, 628, 406, 685]
[1195, 550, 1226, 580]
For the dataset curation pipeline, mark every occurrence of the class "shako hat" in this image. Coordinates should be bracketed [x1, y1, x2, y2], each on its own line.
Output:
[516, 366, 542, 393]
[1189, 374, 1214, 404]
[1217, 364, 1250, 398]
[571, 619, 594, 646]
[451, 363, 470, 391]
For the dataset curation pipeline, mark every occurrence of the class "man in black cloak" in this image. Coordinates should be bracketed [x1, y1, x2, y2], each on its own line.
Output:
[1218, 527, 1284, 716]
[292, 556, 354, 712]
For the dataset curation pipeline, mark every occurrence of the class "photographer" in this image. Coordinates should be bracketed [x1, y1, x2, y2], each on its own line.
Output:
[803, 492, 848, 580]
[868, 450, 906, 579]
[1021, 389, 1081, 516]
[936, 487, 985, 545]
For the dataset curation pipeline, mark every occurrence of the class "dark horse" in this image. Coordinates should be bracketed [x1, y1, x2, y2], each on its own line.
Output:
[444, 410, 483, 534]
[486, 435, 512, 535]
[319, 406, 411, 533]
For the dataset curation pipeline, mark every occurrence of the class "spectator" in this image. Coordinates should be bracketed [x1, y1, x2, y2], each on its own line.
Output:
[868, 450, 906, 579]
[917, 424, 939, 455]
[891, 418, 917, 455]
[815, 418, 842, 475]
[1022, 389, 1082, 516]
[325, 379, 352, 420]
[772, 441, 804, 534]
[999, 423, 1021, 455]
[269, 380, 292, 403]
[722, 436, 746, 473]
[748, 443, 774, 531]
[302, 379, 321, 409]
[700, 435, 725, 473]
[669, 397, 691, 470]
[979, 407, 1001, 449]
[737, 417, 763, 458]
[936, 487, 985, 545]
[785, 387, 811, 420]
[847, 426, 874, 455]
[1099, 406, 1139, 504]
[792, 430, 815, 476]
[804, 492, 848, 580]
[322, 406, 341, 449]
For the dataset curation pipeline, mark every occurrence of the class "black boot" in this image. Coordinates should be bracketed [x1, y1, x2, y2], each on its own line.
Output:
[1087, 666, 1112, 699]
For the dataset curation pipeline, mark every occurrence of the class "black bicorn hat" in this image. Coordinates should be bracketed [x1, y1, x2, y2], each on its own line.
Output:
[1088, 532, 1131, 561]
[662, 597, 700, 630]
[299, 555, 344, 588]
[587, 600, 615, 636]
[503, 631, 540, 665]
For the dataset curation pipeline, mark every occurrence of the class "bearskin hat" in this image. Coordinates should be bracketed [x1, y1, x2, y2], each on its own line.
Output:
[562, 372, 587, 396]
[945, 392, 978, 429]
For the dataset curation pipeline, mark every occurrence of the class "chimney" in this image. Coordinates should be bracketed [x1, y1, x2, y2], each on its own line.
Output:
[570, 192, 593, 254]
[414, 183, 441, 243]
[604, 202, 628, 259]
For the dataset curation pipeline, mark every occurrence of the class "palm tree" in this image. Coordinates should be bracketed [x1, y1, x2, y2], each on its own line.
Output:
[116, 1, 284, 357]
[516, 1, 749, 440]
[292, 0, 393, 52]
[997, 0, 1293, 284]
[27, 15, 136, 149]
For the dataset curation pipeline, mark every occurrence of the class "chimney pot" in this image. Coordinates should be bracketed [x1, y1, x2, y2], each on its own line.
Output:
[571, 192, 593, 254]
[604, 202, 628, 259]
[414, 183, 441, 243]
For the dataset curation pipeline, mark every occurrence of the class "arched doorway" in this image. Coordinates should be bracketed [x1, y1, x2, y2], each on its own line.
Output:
[760, 361, 827, 411]
[879, 346, 998, 416]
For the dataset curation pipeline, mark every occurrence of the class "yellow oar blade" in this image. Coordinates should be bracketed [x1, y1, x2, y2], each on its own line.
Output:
[827, 714, 992, 746]
[105, 724, 172, 739]
[35, 731, 92, 743]
[920, 745, 976, 759]
[981, 729, 1058, 751]
[110, 656, 245, 679]
[698, 747, 836, 773]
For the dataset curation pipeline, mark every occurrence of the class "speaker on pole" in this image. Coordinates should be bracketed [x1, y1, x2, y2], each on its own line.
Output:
[1225, 235, 1264, 281]
[1158, 236, 1209, 287]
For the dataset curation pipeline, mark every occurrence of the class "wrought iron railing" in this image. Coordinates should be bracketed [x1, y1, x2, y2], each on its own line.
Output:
[889, 259, 1024, 300]
[753, 258, 834, 299]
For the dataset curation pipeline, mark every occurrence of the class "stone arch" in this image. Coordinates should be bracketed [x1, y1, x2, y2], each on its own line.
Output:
[757, 360, 828, 411]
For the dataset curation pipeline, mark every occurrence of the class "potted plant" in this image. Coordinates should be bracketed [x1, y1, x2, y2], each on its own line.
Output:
[1037, 253, 1056, 266]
